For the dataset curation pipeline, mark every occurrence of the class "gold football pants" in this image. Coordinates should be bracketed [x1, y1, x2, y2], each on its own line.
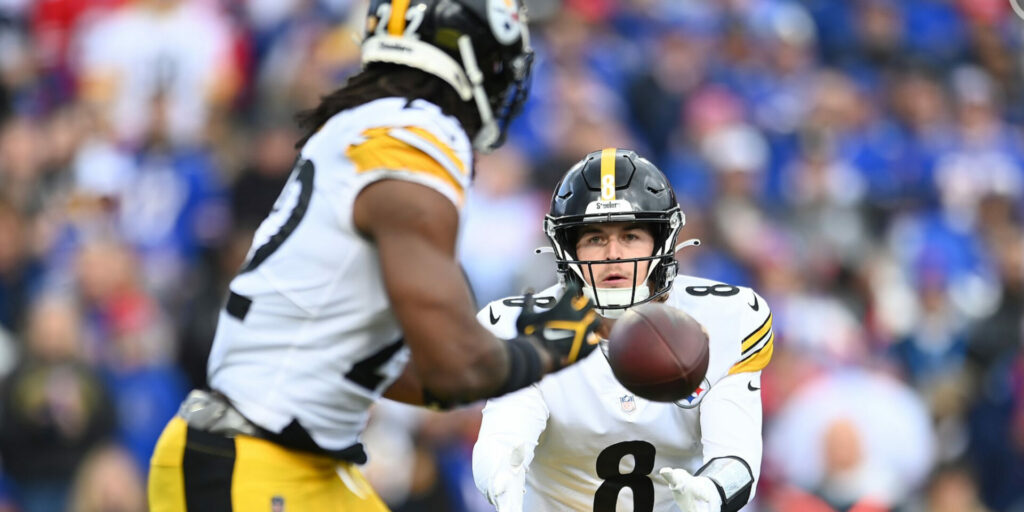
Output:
[148, 417, 390, 511]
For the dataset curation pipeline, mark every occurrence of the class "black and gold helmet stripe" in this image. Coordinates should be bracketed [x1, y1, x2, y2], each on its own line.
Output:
[387, 0, 411, 35]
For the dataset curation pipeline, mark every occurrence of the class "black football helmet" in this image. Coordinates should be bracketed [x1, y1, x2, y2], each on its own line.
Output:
[544, 149, 691, 318]
[362, 0, 533, 152]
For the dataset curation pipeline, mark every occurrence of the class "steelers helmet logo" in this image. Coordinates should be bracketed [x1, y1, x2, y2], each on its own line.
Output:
[487, 0, 522, 45]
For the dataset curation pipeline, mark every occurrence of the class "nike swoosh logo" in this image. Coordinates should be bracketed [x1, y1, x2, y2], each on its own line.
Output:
[489, 306, 501, 325]
[748, 294, 760, 312]
[748, 381, 760, 391]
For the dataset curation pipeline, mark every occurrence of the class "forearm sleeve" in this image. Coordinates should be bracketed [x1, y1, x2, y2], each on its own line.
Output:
[698, 372, 764, 508]
[472, 385, 549, 494]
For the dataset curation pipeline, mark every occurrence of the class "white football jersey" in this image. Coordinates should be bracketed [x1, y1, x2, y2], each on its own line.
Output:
[474, 275, 772, 512]
[208, 97, 473, 452]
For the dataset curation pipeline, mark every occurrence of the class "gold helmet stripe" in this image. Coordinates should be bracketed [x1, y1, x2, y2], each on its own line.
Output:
[388, 0, 412, 35]
[600, 147, 617, 201]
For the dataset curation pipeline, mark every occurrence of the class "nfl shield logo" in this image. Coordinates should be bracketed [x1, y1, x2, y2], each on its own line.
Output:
[271, 496, 285, 512]
[620, 395, 636, 414]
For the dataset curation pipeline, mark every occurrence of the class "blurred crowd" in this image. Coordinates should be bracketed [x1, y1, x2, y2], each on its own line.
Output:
[0, 0, 1022, 511]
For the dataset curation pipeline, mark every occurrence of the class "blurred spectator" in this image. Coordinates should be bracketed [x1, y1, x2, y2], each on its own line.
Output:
[933, 66, 1024, 232]
[0, 200, 42, 332]
[98, 277, 187, 473]
[31, 0, 126, 105]
[530, 68, 635, 188]
[0, 294, 115, 512]
[963, 228, 1024, 510]
[734, 0, 819, 138]
[67, 444, 145, 512]
[251, 3, 362, 118]
[458, 143, 548, 306]
[780, 125, 869, 272]
[0, 114, 47, 213]
[851, 0, 905, 72]
[626, 27, 710, 159]
[888, 263, 970, 403]
[884, 69, 953, 211]
[918, 461, 991, 512]
[229, 122, 296, 232]
[767, 369, 935, 510]
[74, 0, 241, 147]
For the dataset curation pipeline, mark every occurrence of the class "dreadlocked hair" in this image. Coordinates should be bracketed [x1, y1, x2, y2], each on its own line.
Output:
[295, 64, 481, 148]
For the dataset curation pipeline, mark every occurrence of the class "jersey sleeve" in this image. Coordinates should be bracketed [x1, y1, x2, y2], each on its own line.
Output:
[698, 371, 764, 500]
[473, 386, 549, 500]
[345, 122, 471, 209]
[728, 289, 774, 375]
[475, 285, 564, 340]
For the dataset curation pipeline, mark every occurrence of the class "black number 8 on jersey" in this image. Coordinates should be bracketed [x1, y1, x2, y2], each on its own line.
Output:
[594, 441, 656, 512]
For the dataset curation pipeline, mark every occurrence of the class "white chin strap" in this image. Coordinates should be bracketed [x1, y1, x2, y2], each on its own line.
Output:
[456, 35, 500, 152]
[583, 284, 651, 319]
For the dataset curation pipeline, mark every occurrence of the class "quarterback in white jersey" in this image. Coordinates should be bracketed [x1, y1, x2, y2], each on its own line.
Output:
[474, 149, 773, 512]
[149, 2, 605, 511]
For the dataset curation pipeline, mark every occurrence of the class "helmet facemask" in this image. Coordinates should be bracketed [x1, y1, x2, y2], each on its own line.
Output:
[545, 210, 683, 319]
[457, 28, 533, 152]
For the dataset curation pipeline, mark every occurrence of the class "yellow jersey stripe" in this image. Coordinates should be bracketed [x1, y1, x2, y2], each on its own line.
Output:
[742, 328, 772, 357]
[600, 147, 616, 201]
[395, 126, 468, 176]
[388, 0, 411, 35]
[729, 332, 774, 375]
[346, 128, 465, 202]
[741, 313, 772, 353]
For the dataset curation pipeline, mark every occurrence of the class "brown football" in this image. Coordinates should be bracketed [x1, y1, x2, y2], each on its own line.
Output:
[607, 302, 710, 402]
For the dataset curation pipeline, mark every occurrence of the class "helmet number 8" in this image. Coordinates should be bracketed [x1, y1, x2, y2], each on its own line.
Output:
[374, 3, 426, 38]
[601, 174, 615, 201]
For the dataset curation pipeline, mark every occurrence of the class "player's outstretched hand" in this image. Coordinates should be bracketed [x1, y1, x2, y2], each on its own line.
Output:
[485, 443, 528, 512]
[515, 282, 601, 370]
[659, 467, 722, 512]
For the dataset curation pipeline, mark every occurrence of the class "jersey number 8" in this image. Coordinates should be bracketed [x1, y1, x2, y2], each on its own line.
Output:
[594, 441, 656, 512]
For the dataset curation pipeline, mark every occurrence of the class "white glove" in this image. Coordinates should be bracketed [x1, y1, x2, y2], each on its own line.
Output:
[485, 443, 528, 511]
[659, 467, 722, 512]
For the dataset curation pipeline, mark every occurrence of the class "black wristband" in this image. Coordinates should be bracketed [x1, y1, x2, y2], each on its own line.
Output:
[422, 389, 453, 410]
[495, 337, 544, 396]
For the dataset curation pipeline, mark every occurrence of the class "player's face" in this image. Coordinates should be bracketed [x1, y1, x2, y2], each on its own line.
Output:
[574, 223, 655, 288]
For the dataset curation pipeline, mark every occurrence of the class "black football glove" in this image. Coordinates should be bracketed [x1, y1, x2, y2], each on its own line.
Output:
[515, 282, 602, 369]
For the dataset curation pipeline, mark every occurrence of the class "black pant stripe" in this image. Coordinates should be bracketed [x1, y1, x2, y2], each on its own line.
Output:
[183, 427, 235, 512]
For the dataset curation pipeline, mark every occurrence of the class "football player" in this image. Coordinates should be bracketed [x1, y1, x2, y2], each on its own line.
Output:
[472, 149, 774, 512]
[148, 2, 602, 510]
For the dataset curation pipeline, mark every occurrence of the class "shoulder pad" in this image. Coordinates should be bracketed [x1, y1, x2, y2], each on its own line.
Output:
[665, 276, 774, 378]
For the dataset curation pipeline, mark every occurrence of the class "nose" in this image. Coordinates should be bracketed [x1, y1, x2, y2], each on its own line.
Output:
[605, 238, 624, 260]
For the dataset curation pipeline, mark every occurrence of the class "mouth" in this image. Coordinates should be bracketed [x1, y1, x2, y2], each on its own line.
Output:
[599, 273, 632, 287]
